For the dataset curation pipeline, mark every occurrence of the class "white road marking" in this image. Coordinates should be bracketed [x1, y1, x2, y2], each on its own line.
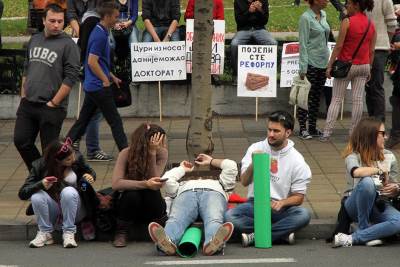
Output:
[145, 258, 296, 265]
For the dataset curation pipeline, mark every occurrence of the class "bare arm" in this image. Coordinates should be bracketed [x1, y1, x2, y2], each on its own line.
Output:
[352, 166, 381, 178]
[47, 84, 72, 107]
[326, 18, 349, 78]
[163, 20, 179, 42]
[69, 19, 80, 37]
[144, 19, 161, 42]
[88, 54, 110, 87]
[240, 163, 253, 186]
[20, 76, 26, 97]
[271, 193, 304, 211]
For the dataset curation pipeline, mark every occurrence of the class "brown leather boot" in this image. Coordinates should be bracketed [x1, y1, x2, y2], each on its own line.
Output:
[113, 219, 129, 247]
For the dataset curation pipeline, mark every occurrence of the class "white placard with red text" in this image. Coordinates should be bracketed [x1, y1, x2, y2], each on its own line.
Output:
[185, 19, 225, 75]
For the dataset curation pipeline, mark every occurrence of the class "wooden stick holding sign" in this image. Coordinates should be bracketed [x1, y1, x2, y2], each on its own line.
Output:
[159, 81, 162, 122]
[256, 97, 260, 121]
[340, 99, 344, 121]
[293, 104, 297, 119]
[76, 82, 82, 119]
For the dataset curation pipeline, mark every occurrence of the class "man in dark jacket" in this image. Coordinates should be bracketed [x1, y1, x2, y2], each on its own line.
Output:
[142, 0, 180, 42]
[13, 4, 80, 171]
[230, 0, 277, 77]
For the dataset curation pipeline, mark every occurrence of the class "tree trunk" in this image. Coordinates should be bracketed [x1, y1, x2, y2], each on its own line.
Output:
[186, 0, 214, 160]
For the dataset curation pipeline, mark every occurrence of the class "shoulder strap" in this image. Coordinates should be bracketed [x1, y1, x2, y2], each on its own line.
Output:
[351, 19, 371, 61]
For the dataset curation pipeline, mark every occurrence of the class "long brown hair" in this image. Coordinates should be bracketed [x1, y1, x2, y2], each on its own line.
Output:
[343, 117, 384, 166]
[127, 123, 166, 180]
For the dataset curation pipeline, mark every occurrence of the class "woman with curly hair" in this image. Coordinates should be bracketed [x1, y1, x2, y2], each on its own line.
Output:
[333, 117, 400, 247]
[111, 123, 168, 247]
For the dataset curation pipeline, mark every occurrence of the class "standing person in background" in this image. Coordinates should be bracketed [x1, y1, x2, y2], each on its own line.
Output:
[230, 0, 277, 82]
[297, 0, 330, 140]
[184, 0, 224, 20]
[66, 1, 128, 153]
[14, 4, 80, 171]
[321, 0, 376, 141]
[142, 0, 180, 42]
[67, 0, 99, 38]
[364, 0, 397, 122]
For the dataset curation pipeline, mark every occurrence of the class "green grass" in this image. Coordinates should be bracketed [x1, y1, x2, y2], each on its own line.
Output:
[0, 0, 342, 36]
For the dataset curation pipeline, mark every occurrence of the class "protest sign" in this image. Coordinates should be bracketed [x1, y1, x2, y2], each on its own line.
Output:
[280, 42, 343, 88]
[185, 19, 225, 75]
[237, 45, 277, 97]
[131, 42, 186, 82]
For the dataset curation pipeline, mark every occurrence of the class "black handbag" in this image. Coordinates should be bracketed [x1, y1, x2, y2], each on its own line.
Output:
[331, 19, 371, 78]
[111, 80, 132, 108]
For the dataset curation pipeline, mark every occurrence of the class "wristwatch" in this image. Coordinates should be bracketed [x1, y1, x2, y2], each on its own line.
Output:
[167, 33, 172, 39]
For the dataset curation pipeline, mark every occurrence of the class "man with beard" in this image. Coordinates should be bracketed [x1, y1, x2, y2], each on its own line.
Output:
[225, 110, 312, 247]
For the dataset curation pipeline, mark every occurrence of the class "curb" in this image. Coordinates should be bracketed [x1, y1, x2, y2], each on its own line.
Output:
[0, 219, 336, 242]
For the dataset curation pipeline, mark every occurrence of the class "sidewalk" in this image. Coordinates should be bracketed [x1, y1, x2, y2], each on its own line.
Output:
[0, 114, 398, 240]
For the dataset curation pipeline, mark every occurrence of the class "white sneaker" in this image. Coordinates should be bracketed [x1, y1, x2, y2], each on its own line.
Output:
[333, 233, 352, 248]
[241, 232, 255, 247]
[63, 231, 78, 248]
[366, 239, 384, 246]
[29, 231, 54, 248]
[286, 232, 295, 245]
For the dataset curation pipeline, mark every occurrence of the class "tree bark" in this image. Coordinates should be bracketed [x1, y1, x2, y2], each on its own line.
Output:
[186, 0, 214, 160]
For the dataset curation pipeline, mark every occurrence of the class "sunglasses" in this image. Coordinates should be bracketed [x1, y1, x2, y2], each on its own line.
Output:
[57, 137, 72, 156]
[377, 131, 386, 137]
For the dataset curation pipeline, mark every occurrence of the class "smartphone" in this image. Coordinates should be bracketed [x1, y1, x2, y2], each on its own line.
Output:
[46, 176, 58, 183]
[159, 177, 169, 182]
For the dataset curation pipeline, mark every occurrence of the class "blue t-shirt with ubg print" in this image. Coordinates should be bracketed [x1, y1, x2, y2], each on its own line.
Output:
[84, 23, 111, 92]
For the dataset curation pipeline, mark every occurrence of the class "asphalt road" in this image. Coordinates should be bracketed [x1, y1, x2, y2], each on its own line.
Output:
[0, 239, 399, 267]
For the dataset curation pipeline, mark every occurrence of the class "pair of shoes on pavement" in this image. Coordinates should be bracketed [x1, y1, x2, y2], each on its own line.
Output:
[87, 150, 113, 162]
[148, 222, 234, 256]
[333, 233, 383, 248]
[241, 232, 295, 247]
[29, 231, 77, 248]
[299, 129, 323, 140]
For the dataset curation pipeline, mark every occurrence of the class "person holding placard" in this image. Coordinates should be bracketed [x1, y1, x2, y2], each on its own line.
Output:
[297, 0, 330, 140]
[142, 0, 180, 42]
[230, 0, 277, 80]
[112, 123, 168, 247]
[225, 111, 312, 247]
[148, 154, 237, 256]
[321, 0, 376, 141]
[333, 117, 400, 248]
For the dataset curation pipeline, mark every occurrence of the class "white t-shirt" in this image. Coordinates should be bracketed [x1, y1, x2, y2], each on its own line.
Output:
[241, 139, 312, 200]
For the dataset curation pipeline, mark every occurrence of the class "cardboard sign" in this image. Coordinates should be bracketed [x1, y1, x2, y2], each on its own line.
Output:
[237, 45, 277, 97]
[131, 42, 186, 82]
[185, 19, 225, 75]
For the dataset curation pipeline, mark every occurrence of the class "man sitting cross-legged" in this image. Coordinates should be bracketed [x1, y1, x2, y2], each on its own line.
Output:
[148, 154, 237, 256]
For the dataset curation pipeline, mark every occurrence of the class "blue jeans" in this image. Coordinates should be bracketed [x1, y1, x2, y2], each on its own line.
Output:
[142, 26, 180, 42]
[230, 29, 277, 74]
[225, 199, 311, 241]
[31, 187, 85, 233]
[85, 111, 102, 155]
[109, 25, 139, 50]
[165, 189, 227, 245]
[345, 177, 400, 244]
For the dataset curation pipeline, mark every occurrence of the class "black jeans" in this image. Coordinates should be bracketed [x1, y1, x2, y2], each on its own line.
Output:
[365, 50, 389, 122]
[297, 65, 327, 132]
[67, 87, 128, 151]
[115, 189, 167, 223]
[14, 98, 67, 170]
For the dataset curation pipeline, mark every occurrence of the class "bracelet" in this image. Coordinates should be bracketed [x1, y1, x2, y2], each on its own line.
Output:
[210, 158, 214, 167]
[50, 100, 58, 107]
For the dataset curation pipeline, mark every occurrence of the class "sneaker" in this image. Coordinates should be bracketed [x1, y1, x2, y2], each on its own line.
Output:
[72, 139, 80, 152]
[29, 231, 54, 248]
[366, 239, 384, 246]
[332, 233, 352, 248]
[87, 150, 113, 162]
[299, 130, 312, 140]
[241, 232, 255, 247]
[148, 222, 176, 255]
[63, 231, 78, 248]
[285, 232, 295, 245]
[203, 222, 234, 256]
[309, 129, 323, 137]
